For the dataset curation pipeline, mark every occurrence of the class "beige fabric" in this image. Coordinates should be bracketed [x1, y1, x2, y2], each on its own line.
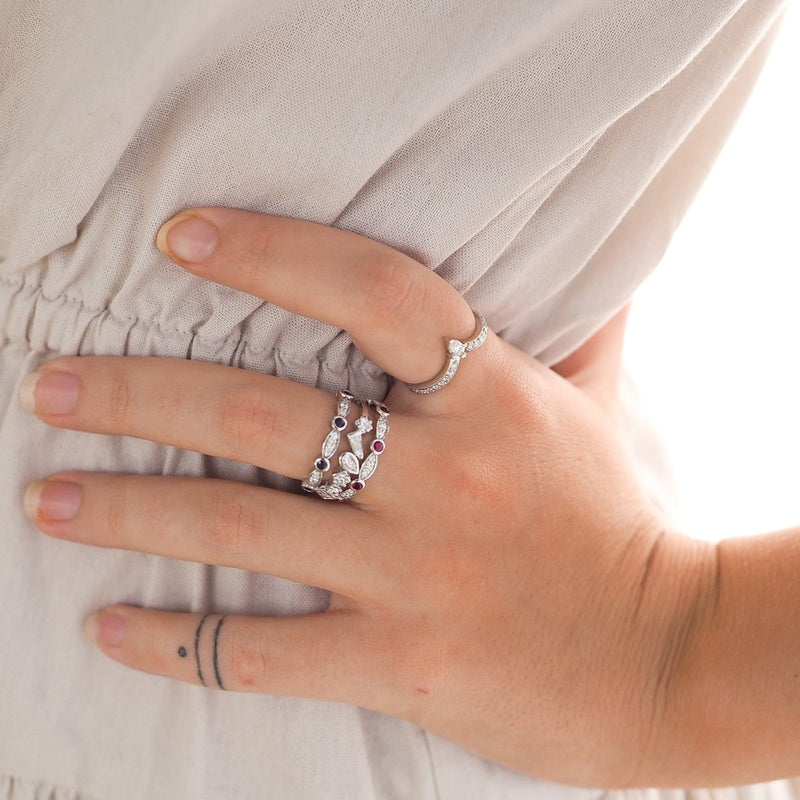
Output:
[0, 1, 788, 797]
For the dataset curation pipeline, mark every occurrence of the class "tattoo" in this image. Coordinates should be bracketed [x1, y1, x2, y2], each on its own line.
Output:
[178, 646, 187, 658]
[212, 616, 226, 691]
[194, 614, 211, 686]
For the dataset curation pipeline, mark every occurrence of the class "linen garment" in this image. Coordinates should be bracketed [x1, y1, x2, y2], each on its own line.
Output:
[0, 1, 791, 798]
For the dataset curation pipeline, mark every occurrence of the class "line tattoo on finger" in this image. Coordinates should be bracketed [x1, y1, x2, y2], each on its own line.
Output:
[193, 614, 211, 686]
[213, 616, 226, 691]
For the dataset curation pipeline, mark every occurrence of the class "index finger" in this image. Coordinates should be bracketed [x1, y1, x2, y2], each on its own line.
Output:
[156, 208, 478, 386]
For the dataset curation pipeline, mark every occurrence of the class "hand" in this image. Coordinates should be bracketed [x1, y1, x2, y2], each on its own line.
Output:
[20, 208, 715, 787]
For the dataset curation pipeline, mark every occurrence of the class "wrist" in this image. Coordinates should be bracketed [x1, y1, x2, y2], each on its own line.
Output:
[620, 529, 720, 787]
[644, 528, 800, 787]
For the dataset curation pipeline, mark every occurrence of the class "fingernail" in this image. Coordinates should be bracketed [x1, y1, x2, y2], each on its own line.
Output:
[158, 215, 219, 263]
[83, 613, 99, 644]
[84, 611, 126, 647]
[19, 371, 80, 414]
[24, 480, 82, 521]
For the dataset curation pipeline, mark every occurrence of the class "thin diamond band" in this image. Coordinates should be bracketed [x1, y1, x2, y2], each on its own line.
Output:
[406, 310, 488, 395]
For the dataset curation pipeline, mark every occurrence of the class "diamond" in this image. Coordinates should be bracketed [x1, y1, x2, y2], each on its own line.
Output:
[354, 416, 373, 433]
[347, 430, 365, 459]
[331, 471, 350, 488]
[339, 451, 360, 475]
[376, 418, 389, 438]
[307, 470, 322, 486]
[359, 452, 379, 481]
[321, 430, 340, 458]
[468, 325, 487, 350]
[448, 339, 467, 358]
[336, 394, 352, 416]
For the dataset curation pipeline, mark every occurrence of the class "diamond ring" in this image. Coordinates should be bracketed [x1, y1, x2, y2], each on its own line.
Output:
[406, 310, 488, 395]
[303, 395, 390, 502]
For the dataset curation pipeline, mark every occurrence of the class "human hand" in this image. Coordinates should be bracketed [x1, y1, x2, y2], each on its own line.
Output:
[20, 208, 716, 787]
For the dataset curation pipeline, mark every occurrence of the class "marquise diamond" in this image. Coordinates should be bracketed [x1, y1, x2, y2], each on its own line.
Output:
[359, 452, 379, 481]
[321, 430, 340, 458]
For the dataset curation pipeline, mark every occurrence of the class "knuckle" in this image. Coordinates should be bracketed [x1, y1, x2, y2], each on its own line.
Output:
[216, 389, 280, 454]
[227, 634, 270, 690]
[202, 492, 263, 556]
[105, 372, 132, 427]
[103, 481, 129, 538]
[360, 252, 425, 324]
[428, 439, 507, 517]
[377, 617, 450, 715]
[141, 624, 170, 673]
[240, 227, 278, 278]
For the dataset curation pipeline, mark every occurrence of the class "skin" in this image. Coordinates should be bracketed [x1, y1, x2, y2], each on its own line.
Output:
[16, 207, 793, 788]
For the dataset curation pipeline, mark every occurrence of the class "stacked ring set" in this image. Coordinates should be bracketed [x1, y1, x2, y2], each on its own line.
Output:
[302, 390, 390, 501]
[303, 310, 487, 502]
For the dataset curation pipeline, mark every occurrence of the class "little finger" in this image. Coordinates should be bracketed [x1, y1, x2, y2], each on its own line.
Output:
[84, 605, 390, 709]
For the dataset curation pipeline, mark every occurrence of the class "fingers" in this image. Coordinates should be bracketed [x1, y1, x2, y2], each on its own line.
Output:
[156, 208, 477, 385]
[85, 605, 386, 706]
[25, 472, 382, 598]
[21, 355, 386, 481]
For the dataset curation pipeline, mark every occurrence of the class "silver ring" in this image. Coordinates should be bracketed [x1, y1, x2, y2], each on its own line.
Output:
[303, 395, 390, 502]
[302, 390, 354, 493]
[406, 310, 488, 395]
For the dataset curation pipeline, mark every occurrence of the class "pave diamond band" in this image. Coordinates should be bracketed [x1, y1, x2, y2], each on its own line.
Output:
[302, 390, 354, 493]
[303, 394, 390, 502]
[406, 310, 488, 395]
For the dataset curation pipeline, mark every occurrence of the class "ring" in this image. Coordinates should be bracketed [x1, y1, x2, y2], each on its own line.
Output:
[406, 310, 488, 395]
[303, 395, 390, 502]
[302, 390, 355, 491]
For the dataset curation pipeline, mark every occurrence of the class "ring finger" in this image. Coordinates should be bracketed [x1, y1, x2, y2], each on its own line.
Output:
[21, 355, 408, 486]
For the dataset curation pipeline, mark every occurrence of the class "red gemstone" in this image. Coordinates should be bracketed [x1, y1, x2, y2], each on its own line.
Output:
[352, 481, 365, 491]
[371, 440, 385, 453]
